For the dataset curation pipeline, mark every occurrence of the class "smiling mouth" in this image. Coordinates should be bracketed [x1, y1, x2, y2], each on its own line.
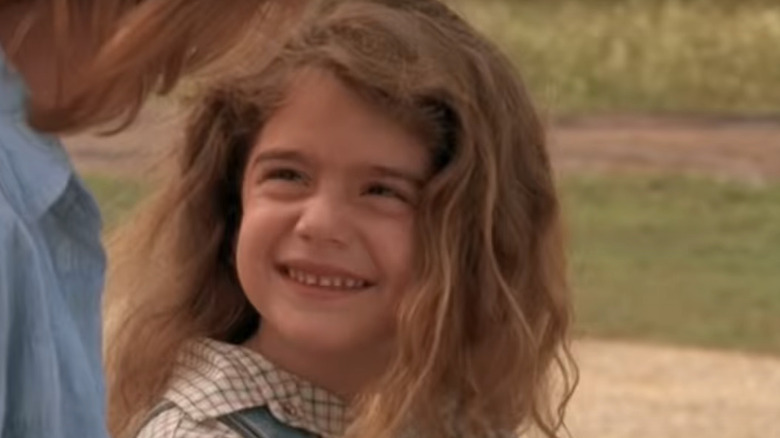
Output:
[279, 265, 373, 290]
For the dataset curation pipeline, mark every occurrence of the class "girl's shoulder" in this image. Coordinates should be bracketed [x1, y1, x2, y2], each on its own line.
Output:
[137, 401, 320, 438]
[133, 338, 266, 438]
[136, 400, 240, 438]
[145, 338, 345, 437]
[160, 338, 278, 423]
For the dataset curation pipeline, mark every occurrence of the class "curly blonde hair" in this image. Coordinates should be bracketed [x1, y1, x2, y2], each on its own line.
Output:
[105, 1, 577, 437]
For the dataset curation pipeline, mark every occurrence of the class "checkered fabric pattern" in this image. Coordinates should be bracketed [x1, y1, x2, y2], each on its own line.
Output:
[137, 338, 348, 438]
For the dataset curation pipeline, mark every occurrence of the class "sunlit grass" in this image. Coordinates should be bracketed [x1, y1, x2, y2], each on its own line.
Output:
[84, 174, 148, 231]
[453, 0, 780, 115]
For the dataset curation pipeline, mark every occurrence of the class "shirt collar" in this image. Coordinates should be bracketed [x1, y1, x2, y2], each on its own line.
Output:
[167, 338, 349, 438]
[0, 47, 72, 219]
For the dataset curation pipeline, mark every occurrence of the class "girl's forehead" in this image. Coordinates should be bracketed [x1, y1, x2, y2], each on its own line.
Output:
[266, 72, 417, 139]
[246, 70, 430, 174]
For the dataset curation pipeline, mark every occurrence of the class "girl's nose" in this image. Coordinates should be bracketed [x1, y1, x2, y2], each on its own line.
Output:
[293, 193, 349, 247]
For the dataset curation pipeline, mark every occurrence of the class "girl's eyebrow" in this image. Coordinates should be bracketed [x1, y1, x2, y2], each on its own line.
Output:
[249, 148, 309, 170]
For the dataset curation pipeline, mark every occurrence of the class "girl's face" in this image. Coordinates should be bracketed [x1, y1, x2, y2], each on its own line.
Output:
[236, 70, 429, 363]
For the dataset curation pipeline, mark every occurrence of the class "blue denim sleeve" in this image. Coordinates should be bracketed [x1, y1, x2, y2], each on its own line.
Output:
[0, 223, 8, 432]
[0, 182, 110, 438]
[0, 203, 31, 434]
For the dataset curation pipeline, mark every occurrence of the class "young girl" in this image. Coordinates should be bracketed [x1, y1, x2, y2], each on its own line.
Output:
[106, 0, 578, 437]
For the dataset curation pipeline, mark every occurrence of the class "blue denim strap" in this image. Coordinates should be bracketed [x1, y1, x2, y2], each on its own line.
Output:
[218, 406, 318, 438]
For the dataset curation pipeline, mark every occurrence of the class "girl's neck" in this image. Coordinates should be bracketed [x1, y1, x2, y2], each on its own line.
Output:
[244, 327, 393, 400]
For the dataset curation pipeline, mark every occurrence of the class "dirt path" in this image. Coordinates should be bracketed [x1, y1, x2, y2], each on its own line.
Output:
[550, 115, 780, 184]
[63, 106, 780, 183]
[62, 108, 780, 437]
[568, 339, 780, 438]
[63, 103, 185, 177]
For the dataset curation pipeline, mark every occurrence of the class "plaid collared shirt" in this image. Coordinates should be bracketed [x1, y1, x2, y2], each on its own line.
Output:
[137, 338, 347, 438]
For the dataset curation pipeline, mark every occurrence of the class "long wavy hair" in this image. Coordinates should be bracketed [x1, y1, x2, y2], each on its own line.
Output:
[105, 1, 578, 437]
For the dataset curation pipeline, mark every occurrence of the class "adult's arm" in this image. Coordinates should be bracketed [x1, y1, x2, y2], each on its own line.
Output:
[0, 207, 31, 435]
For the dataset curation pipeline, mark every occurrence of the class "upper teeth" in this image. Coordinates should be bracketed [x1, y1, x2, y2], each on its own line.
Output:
[287, 268, 367, 289]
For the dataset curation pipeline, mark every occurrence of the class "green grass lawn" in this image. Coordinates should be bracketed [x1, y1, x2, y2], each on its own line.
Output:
[87, 174, 780, 355]
[564, 175, 780, 355]
[85, 174, 148, 230]
[452, 0, 780, 116]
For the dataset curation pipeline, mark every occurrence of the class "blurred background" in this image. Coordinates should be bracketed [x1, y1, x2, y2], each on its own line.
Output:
[64, 0, 780, 437]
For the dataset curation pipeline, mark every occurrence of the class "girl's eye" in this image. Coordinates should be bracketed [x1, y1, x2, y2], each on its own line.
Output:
[265, 168, 305, 182]
[255, 167, 309, 199]
[365, 183, 407, 201]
